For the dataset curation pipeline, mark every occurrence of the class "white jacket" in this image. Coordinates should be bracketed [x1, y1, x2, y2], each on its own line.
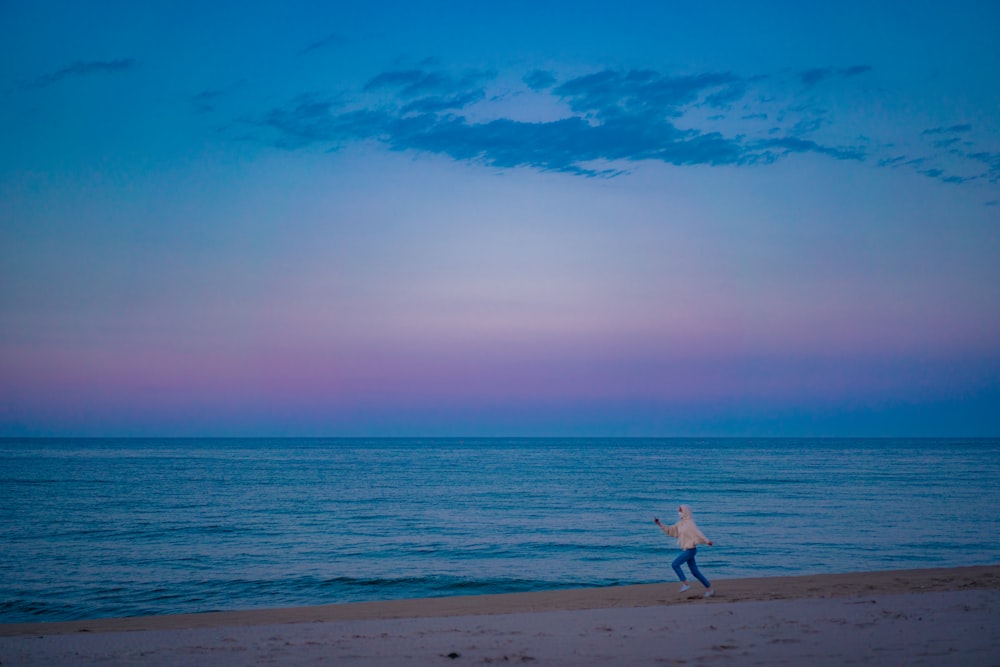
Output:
[658, 505, 711, 550]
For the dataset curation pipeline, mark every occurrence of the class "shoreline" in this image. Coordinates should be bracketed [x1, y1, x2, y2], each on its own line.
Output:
[2, 566, 998, 666]
[3, 564, 997, 637]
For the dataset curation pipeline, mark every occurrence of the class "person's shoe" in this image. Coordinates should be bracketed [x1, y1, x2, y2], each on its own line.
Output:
[703, 588, 714, 598]
[679, 583, 691, 592]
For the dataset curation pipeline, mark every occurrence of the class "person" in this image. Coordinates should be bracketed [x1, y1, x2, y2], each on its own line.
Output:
[654, 505, 715, 598]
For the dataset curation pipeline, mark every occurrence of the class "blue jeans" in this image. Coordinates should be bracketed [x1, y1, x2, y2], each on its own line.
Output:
[672, 548, 711, 588]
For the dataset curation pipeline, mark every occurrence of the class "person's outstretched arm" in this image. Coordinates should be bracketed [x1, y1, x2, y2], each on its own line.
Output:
[654, 517, 679, 538]
[696, 527, 714, 547]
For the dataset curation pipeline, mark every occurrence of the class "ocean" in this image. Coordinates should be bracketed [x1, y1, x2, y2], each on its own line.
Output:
[2, 438, 998, 623]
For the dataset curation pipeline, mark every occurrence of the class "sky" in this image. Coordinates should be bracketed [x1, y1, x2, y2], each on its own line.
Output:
[1, 1, 999, 437]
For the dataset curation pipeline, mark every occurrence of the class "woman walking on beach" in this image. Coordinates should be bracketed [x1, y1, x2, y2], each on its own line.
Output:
[655, 505, 714, 598]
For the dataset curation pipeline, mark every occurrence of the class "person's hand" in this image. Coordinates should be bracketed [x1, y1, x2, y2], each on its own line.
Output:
[654, 517, 660, 525]
[708, 541, 714, 546]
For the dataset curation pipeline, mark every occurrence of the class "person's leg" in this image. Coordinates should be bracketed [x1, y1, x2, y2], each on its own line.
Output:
[671, 550, 689, 581]
[685, 551, 712, 588]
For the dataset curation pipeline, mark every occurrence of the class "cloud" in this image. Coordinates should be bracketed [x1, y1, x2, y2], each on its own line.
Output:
[260, 66, 867, 177]
[400, 90, 485, 114]
[800, 68, 833, 86]
[842, 65, 872, 78]
[703, 84, 747, 108]
[917, 167, 977, 184]
[364, 68, 492, 99]
[263, 95, 390, 150]
[791, 117, 828, 134]
[932, 137, 961, 149]
[921, 124, 973, 136]
[364, 69, 430, 93]
[917, 168, 968, 183]
[901, 125, 1000, 185]
[302, 33, 344, 54]
[207, 56, 986, 189]
[359, 67, 492, 115]
[878, 155, 907, 167]
[552, 69, 743, 119]
[757, 137, 865, 162]
[523, 70, 557, 91]
[798, 65, 871, 87]
[19, 58, 135, 91]
[387, 115, 617, 174]
[381, 113, 756, 175]
[192, 89, 223, 113]
[968, 151, 1000, 183]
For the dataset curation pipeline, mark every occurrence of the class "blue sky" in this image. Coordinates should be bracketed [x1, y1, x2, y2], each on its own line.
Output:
[1, 1, 998, 436]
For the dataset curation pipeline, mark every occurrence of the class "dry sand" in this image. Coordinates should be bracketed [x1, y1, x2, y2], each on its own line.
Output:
[1, 565, 998, 665]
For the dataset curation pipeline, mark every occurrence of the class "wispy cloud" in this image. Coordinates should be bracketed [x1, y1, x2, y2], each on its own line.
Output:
[791, 117, 828, 135]
[364, 68, 493, 99]
[878, 155, 907, 167]
[758, 137, 865, 162]
[250, 60, 990, 186]
[192, 89, 223, 113]
[917, 167, 975, 184]
[968, 151, 1000, 183]
[798, 65, 871, 87]
[921, 123, 972, 136]
[259, 65, 867, 177]
[262, 95, 389, 150]
[302, 33, 344, 55]
[897, 123, 1000, 185]
[523, 70, 557, 91]
[552, 69, 742, 118]
[400, 90, 485, 114]
[18, 58, 135, 91]
[384, 115, 751, 175]
[842, 65, 872, 77]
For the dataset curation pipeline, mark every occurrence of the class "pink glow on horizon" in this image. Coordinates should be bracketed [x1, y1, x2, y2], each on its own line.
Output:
[4, 334, 996, 415]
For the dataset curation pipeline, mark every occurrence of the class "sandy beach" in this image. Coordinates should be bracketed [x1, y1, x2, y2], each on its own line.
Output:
[2, 565, 998, 665]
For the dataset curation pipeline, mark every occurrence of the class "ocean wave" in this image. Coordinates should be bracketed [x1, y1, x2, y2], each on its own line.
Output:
[2, 437, 998, 623]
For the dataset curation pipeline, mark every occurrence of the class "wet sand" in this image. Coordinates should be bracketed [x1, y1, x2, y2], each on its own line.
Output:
[2, 565, 998, 665]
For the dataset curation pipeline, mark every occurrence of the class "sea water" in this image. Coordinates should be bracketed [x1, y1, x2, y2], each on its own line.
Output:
[2, 438, 998, 623]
